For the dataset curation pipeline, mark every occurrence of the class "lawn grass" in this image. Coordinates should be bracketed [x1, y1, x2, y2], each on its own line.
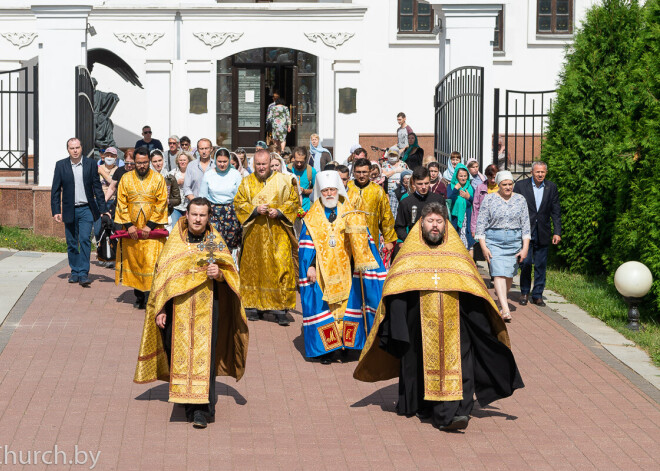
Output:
[546, 268, 660, 366]
[0, 225, 68, 253]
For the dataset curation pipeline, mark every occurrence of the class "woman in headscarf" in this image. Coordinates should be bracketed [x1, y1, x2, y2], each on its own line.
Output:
[475, 170, 530, 322]
[394, 169, 413, 202]
[199, 148, 243, 253]
[442, 151, 461, 184]
[309, 134, 332, 172]
[448, 163, 476, 254]
[271, 152, 303, 206]
[466, 158, 486, 190]
[230, 152, 250, 178]
[401, 132, 424, 171]
[369, 162, 388, 191]
[169, 151, 195, 227]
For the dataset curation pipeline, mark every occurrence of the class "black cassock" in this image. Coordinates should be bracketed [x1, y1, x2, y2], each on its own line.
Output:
[378, 291, 524, 428]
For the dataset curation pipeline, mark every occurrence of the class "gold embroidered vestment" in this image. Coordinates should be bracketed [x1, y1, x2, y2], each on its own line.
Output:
[353, 222, 510, 401]
[133, 219, 249, 404]
[346, 180, 397, 244]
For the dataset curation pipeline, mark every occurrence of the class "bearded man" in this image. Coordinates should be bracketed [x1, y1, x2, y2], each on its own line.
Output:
[134, 197, 248, 429]
[354, 202, 523, 431]
[347, 158, 397, 257]
[114, 146, 168, 309]
[299, 171, 386, 364]
[233, 149, 300, 325]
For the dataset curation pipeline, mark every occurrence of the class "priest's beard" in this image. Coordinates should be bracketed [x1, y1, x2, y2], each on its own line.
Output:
[321, 195, 338, 208]
[421, 226, 445, 246]
[136, 167, 150, 178]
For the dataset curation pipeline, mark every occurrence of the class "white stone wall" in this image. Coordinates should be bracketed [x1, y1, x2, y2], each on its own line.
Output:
[0, 0, 598, 184]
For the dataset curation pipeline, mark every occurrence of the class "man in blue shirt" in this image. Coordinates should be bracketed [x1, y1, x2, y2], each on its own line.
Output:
[134, 125, 163, 153]
[289, 146, 316, 212]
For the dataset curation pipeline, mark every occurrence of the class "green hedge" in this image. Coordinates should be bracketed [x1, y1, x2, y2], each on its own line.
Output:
[544, 0, 660, 314]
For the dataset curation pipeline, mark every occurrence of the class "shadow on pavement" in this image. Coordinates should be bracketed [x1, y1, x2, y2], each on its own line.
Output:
[350, 383, 398, 412]
[471, 404, 518, 421]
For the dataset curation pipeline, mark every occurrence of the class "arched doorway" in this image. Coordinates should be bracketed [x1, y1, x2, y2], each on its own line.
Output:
[216, 47, 318, 151]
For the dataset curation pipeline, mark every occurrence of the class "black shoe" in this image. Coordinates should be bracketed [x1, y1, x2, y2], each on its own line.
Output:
[415, 408, 432, 420]
[79, 276, 91, 287]
[246, 310, 259, 321]
[319, 353, 333, 365]
[192, 410, 207, 429]
[68, 275, 79, 283]
[439, 415, 469, 432]
[532, 297, 546, 307]
[519, 294, 529, 306]
[276, 313, 290, 326]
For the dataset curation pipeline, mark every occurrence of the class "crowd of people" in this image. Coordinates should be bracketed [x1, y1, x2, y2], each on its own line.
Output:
[50, 113, 560, 431]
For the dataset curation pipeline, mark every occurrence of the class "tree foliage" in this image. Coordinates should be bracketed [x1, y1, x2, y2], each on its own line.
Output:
[545, 0, 660, 310]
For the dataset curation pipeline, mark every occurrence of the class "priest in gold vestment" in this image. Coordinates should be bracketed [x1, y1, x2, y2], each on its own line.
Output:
[233, 149, 300, 325]
[354, 202, 523, 431]
[134, 197, 248, 429]
[346, 158, 397, 254]
[114, 148, 168, 309]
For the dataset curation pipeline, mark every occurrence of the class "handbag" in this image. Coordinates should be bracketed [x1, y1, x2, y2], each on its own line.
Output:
[97, 227, 116, 261]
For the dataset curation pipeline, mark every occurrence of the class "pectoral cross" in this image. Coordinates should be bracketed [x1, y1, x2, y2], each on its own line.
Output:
[198, 233, 225, 265]
[431, 271, 441, 287]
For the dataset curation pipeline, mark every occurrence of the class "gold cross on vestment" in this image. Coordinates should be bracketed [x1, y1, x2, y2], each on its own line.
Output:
[431, 271, 441, 287]
[198, 233, 225, 264]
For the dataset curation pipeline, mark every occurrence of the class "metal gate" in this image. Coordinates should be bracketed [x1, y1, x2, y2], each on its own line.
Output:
[492, 88, 556, 178]
[434, 66, 484, 171]
[75, 66, 95, 158]
[0, 66, 39, 184]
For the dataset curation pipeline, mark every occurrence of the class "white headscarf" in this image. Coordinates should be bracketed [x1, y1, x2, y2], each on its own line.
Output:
[495, 170, 514, 186]
[270, 153, 291, 175]
[312, 170, 348, 203]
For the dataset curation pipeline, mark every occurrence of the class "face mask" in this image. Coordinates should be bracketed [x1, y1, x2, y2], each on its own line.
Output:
[388, 156, 398, 165]
[104, 157, 116, 166]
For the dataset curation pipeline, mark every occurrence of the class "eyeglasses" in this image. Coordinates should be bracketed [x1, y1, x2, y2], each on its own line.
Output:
[168, 141, 177, 145]
[135, 162, 150, 167]
[143, 131, 152, 134]
[125, 162, 135, 166]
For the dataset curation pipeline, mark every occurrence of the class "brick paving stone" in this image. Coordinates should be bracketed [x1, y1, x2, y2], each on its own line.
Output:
[0, 261, 659, 470]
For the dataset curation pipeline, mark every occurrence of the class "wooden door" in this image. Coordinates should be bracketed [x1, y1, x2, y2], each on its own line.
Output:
[233, 67, 264, 149]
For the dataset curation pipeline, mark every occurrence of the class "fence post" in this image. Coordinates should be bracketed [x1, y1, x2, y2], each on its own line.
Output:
[492, 88, 499, 170]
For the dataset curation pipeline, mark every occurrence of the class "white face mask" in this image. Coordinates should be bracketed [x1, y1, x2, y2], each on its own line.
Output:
[388, 156, 399, 165]
[104, 157, 116, 166]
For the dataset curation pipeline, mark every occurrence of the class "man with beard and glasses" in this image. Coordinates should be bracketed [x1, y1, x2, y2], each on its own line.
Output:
[114, 146, 168, 309]
[354, 202, 524, 431]
[347, 158, 397, 264]
[233, 149, 300, 325]
[134, 197, 249, 429]
[299, 171, 386, 364]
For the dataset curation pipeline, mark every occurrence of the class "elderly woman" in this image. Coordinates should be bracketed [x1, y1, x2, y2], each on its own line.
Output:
[169, 151, 194, 227]
[199, 148, 243, 251]
[370, 162, 388, 191]
[309, 134, 332, 172]
[475, 170, 530, 322]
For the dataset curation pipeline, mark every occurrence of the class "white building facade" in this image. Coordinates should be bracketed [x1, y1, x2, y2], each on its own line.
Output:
[0, 0, 597, 186]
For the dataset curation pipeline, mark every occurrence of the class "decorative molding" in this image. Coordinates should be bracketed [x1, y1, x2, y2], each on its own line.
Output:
[193, 32, 243, 49]
[1, 32, 38, 49]
[304, 32, 354, 49]
[114, 32, 164, 50]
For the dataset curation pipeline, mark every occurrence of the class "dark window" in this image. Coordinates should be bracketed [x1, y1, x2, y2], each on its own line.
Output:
[537, 0, 573, 34]
[398, 0, 433, 33]
[493, 7, 504, 52]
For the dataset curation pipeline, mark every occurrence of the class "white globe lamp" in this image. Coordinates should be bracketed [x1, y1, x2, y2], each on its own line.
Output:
[614, 261, 653, 331]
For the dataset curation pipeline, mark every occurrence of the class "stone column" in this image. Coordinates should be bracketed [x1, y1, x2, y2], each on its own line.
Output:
[32, 4, 92, 186]
[435, 3, 501, 167]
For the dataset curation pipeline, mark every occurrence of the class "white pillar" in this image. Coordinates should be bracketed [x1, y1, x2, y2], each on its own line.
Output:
[333, 60, 360, 164]
[145, 60, 172, 144]
[437, 3, 500, 167]
[32, 4, 91, 186]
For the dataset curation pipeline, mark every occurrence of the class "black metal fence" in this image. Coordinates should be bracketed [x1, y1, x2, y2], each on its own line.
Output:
[0, 66, 39, 184]
[492, 88, 556, 178]
[75, 66, 95, 158]
[434, 66, 484, 171]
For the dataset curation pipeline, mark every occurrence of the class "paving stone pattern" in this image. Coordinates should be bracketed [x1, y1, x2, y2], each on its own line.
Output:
[0, 260, 659, 470]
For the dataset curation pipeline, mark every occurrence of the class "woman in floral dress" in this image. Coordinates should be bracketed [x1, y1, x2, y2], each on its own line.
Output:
[266, 97, 291, 152]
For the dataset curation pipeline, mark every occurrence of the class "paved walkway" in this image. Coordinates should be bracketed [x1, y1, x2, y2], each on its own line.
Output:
[0, 255, 659, 470]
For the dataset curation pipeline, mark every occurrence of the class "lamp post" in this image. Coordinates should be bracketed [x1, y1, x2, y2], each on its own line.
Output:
[614, 261, 653, 331]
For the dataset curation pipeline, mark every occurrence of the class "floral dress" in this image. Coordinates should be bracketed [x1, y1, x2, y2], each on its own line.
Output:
[267, 104, 291, 142]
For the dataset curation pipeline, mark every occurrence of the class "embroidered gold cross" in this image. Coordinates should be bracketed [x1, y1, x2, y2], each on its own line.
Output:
[431, 271, 441, 287]
[198, 233, 225, 264]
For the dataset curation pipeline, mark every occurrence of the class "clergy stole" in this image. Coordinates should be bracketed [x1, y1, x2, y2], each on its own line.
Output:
[420, 290, 463, 401]
[169, 280, 215, 404]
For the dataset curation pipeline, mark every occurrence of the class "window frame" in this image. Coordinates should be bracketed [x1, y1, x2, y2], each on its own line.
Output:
[398, 0, 433, 34]
[493, 7, 504, 52]
[537, 0, 574, 35]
